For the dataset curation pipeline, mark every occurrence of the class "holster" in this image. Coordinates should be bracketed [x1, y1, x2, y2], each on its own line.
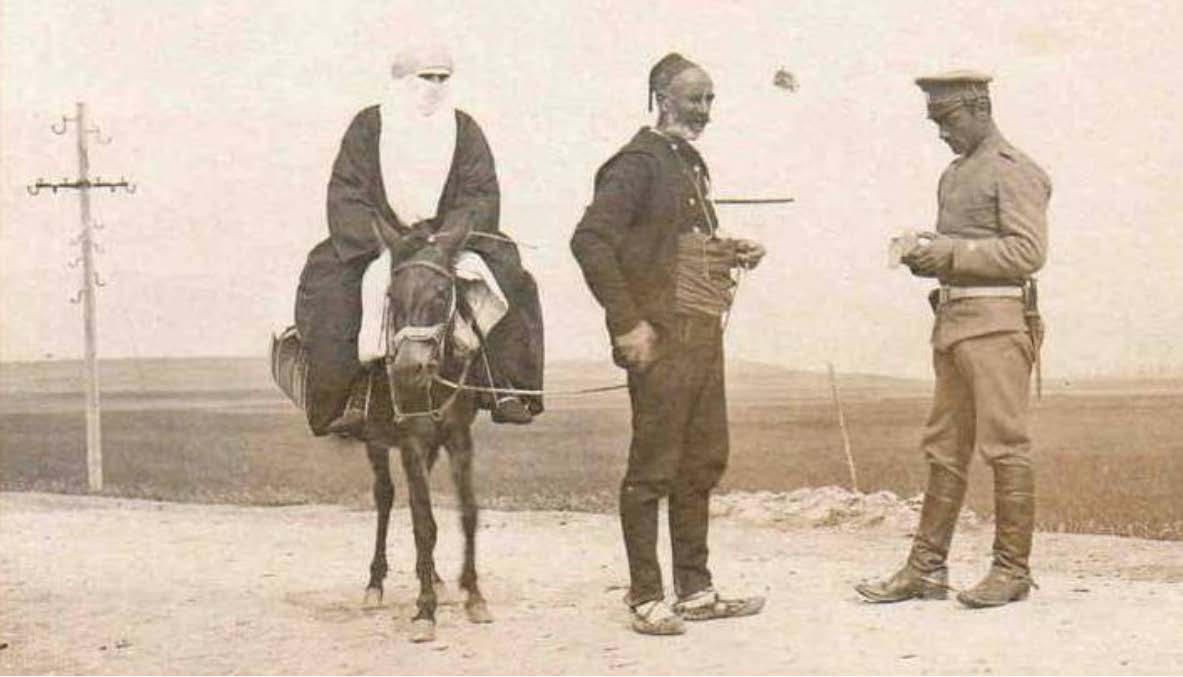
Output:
[1023, 278, 1044, 352]
[1023, 278, 1044, 399]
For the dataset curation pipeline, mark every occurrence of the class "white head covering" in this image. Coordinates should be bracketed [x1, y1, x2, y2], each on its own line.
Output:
[379, 41, 457, 227]
[361, 42, 459, 360]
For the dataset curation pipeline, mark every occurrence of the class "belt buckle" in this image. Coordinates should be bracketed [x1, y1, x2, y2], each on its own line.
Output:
[937, 286, 951, 305]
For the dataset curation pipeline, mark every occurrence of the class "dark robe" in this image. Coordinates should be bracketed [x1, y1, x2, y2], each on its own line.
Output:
[289, 106, 543, 435]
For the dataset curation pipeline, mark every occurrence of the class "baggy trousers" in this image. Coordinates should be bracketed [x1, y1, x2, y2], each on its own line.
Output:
[620, 314, 729, 606]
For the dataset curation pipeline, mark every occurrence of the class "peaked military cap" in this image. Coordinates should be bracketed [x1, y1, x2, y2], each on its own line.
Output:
[915, 70, 992, 119]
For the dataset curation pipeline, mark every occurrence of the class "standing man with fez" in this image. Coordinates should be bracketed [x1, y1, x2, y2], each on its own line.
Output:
[571, 53, 767, 635]
[856, 72, 1051, 608]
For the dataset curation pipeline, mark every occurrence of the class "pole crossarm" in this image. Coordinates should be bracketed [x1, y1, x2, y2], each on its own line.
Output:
[27, 177, 136, 195]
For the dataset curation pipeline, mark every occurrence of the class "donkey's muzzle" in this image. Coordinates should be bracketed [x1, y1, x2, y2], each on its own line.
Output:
[389, 341, 438, 389]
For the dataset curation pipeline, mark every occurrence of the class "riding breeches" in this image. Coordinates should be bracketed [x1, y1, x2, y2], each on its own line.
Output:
[922, 330, 1036, 478]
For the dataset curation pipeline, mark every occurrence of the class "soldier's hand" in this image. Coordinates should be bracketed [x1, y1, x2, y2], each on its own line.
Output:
[902, 233, 954, 277]
[614, 320, 659, 372]
[734, 238, 766, 270]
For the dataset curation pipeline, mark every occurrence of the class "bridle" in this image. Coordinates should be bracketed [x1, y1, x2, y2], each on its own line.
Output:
[386, 259, 456, 349]
[383, 258, 474, 423]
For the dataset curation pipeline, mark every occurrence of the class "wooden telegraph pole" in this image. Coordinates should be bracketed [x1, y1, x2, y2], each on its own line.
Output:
[27, 102, 135, 492]
[827, 362, 859, 493]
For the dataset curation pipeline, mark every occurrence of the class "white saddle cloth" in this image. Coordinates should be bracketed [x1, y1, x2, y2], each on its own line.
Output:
[357, 249, 508, 361]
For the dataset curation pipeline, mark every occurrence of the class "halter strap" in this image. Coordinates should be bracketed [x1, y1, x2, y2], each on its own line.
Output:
[384, 255, 462, 423]
[386, 256, 457, 347]
[391, 257, 454, 280]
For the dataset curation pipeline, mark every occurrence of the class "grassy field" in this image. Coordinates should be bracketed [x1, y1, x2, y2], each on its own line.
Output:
[1, 358, 1181, 540]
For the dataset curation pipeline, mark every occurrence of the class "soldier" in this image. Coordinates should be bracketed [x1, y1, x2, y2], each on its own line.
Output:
[856, 71, 1051, 608]
[570, 53, 766, 635]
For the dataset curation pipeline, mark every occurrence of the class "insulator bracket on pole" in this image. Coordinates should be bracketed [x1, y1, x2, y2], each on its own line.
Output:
[51, 116, 74, 134]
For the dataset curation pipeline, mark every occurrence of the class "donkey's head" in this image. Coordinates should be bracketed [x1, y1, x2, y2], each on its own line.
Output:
[385, 244, 455, 394]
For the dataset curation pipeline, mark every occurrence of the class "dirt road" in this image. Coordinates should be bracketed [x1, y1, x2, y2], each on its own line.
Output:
[2, 491, 1181, 674]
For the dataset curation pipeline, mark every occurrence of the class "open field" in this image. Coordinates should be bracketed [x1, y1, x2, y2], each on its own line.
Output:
[2, 357, 1181, 539]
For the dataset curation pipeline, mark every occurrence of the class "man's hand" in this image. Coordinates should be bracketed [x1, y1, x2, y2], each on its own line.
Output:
[733, 238, 766, 270]
[901, 232, 955, 277]
[613, 320, 660, 372]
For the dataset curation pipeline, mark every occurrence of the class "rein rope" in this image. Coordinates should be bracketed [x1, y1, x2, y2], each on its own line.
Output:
[381, 187, 750, 411]
[431, 266, 747, 400]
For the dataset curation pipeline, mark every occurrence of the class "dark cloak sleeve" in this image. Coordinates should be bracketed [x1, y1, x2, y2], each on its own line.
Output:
[570, 152, 655, 337]
[431, 110, 500, 258]
[325, 106, 392, 263]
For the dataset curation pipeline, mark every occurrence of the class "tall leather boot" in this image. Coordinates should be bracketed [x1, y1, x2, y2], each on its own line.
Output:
[855, 465, 966, 602]
[958, 461, 1035, 608]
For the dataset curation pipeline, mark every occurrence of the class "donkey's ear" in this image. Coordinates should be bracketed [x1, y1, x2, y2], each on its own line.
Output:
[370, 217, 402, 252]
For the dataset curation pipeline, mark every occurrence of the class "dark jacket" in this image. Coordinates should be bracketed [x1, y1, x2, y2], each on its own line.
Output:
[570, 127, 716, 339]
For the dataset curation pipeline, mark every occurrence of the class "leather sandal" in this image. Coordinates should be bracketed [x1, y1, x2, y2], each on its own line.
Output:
[674, 588, 765, 621]
[630, 599, 686, 636]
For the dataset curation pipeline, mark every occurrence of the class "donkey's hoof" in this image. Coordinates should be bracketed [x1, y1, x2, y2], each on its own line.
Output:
[362, 587, 383, 609]
[409, 618, 436, 643]
[465, 599, 493, 624]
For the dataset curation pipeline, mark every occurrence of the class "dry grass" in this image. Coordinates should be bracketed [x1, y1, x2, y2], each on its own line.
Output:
[1, 359, 1180, 540]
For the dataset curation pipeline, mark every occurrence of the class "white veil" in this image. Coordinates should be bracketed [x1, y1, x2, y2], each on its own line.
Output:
[359, 43, 458, 360]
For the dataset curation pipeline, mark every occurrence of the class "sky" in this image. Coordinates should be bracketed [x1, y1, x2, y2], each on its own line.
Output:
[2, 0, 1181, 379]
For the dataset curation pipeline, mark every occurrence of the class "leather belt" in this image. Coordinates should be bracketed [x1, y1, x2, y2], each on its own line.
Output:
[937, 285, 1023, 304]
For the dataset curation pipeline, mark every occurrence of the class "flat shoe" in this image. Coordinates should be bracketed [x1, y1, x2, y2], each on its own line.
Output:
[630, 599, 685, 636]
[675, 591, 765, 621]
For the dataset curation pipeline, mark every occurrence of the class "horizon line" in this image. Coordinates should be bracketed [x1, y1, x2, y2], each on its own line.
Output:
[3, 354, 1183, 383]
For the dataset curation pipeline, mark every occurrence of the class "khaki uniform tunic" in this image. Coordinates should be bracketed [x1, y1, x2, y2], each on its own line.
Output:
[923, 131, 1052, 475]
[931, 131, 1052, 350]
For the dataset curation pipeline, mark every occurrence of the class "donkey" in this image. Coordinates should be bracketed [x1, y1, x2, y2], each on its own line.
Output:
[359, 243, 491, 643]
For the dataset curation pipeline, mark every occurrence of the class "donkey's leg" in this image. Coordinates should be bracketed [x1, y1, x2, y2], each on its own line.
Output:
[398, 438, 440, 642]
[363, 443, 394, 608]
[445, 423, 492, 623]
[424, 446, 446, 593]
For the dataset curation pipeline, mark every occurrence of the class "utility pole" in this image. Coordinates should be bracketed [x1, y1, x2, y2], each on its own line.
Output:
[27, 102, 135, 492]
[827, 362, 859, 493]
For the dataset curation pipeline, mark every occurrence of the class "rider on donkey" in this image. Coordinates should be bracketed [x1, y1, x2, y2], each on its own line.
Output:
[279, 42, 544, 436]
